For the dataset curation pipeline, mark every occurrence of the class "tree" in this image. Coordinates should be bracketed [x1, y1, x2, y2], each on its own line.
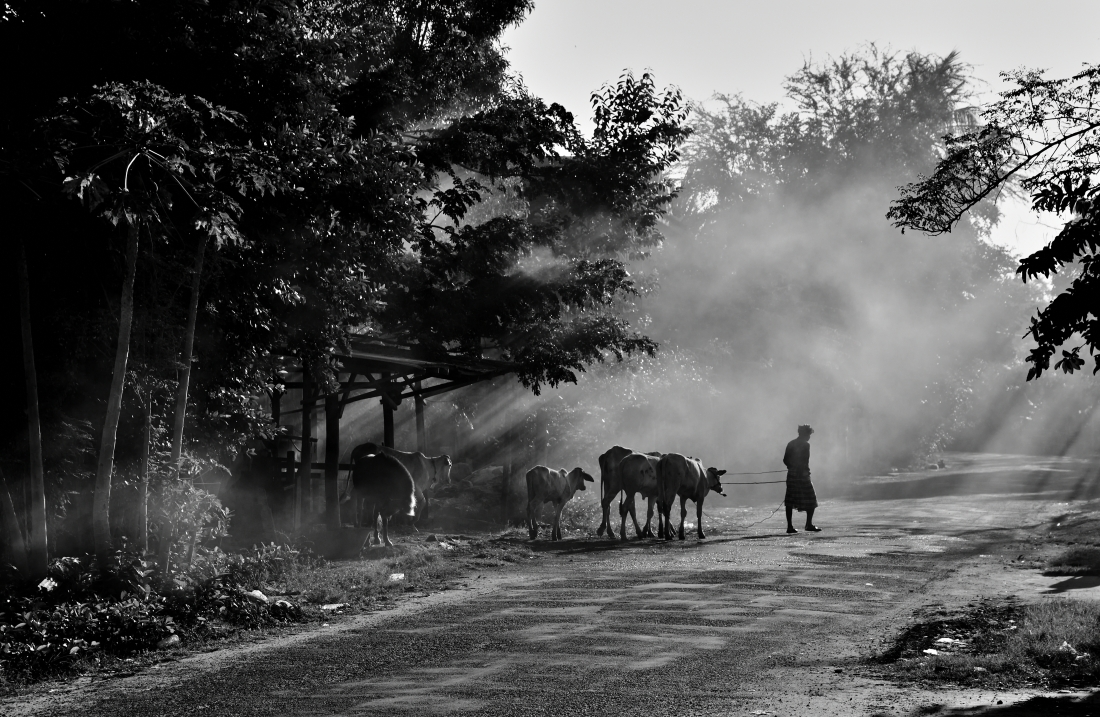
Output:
[16, 237, 47, 579]
[889, 63, 1100, 381]
[1, 0, 689, 564]
[652, 46, 1029, 467]
[387, 72, 689, 390]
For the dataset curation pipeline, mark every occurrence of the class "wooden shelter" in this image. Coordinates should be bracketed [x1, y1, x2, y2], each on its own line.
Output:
[270, 338, 514, 532]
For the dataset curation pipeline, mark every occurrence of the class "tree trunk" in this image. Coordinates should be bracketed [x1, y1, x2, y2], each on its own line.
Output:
[93, 221, 141, 568]
[17, 239, 48, 580]
[156, 497, 175, 584]
[137, 396, 152, 554]
[295, 367, 313, 533]
[0, 470, 29, 576]
[169, 234, 208, 477]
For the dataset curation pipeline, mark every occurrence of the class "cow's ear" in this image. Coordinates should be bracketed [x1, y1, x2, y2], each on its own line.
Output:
[584, 473, 594, 481]
[717, 469, 727, 476]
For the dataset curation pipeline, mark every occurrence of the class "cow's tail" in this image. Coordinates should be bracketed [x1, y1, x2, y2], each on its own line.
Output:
[341, 462, 354, 503]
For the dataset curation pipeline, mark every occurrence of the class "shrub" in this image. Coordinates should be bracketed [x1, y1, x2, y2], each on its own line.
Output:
[0, 545, 309, 686]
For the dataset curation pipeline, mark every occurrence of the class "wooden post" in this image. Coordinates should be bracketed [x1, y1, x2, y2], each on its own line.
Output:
[501, 422, 511, 525]
[271, 389, 282, 426]
[284, 451, 295, 532]
[325, 393, 340, 530]
[415, 381, 426, 454]
[381, 372, 396, 449]
[383, 401, 395, 449]
[295, 367, 313, 533]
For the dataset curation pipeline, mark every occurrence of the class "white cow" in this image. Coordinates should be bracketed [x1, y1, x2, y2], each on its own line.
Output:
[656, 453, 726, 540]
[618, 452, 664, 540]
[526, 466, 594, 540]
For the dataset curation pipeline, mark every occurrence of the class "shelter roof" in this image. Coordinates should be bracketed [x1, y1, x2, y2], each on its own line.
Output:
[283, 337, 515, 410]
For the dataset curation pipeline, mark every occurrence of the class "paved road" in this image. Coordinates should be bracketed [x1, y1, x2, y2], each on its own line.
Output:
[12, 453, 1100, 716]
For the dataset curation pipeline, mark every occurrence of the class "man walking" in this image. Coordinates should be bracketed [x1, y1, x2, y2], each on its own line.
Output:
[783, 424, 820, 533]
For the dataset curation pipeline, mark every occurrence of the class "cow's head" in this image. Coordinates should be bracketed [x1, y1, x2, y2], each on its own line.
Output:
[568, 467, 595, 491]
[706, 467, 727, 496]
[432, 454, 452, 485]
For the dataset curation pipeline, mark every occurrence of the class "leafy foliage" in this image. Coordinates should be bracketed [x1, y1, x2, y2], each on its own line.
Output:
[0, 546, 311, 685]
[889, 63, 1100, 380]
[1, 1, 691, 482]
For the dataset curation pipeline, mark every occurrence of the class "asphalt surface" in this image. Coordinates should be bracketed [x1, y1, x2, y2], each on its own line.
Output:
[9, 452, 1100, 716]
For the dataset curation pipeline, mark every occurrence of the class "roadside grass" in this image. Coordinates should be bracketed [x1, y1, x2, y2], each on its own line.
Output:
[560, 491, 602, 532]
[278, 536, 533, 607]
[880, 598, 1100, 689]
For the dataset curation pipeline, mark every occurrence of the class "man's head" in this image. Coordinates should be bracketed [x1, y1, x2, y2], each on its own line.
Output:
[797, 424, 814, 439]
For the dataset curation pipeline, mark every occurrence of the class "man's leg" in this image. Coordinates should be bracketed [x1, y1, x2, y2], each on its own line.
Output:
[805, 508, 821, 532]
[786, 506, 798, 534]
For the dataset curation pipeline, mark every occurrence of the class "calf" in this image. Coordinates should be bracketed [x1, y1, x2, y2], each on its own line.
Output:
[618, 452, 664, 540]
[656, 453, 726, 540]
[526, 466, 595, 540]
[350, 453, 417, 547]
[596, 445, 634, 539]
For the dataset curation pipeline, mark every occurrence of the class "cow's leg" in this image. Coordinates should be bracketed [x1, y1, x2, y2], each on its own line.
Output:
[596, 482, 607, 537]
[642, 496, 655, 538]
[627, 495, 644, 538]
[697, 499, 706, 539]
[678, 496, 688, 540]
[382, 512, 395, 547]
[619, 494, 630, 541]
[528, 499, 538, 540]
[552, 504, 565, 540]
[599, 491, 616, 539]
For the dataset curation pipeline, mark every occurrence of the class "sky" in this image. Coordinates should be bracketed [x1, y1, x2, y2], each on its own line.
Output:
[502, 0, 1100, 255]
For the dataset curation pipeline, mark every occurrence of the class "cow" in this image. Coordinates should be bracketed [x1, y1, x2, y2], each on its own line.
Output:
[618, 452, 665, 541]
[349, 453, 417, 547]
[656, 453, 726, 540]
[348, 442, 451, 521]
[596, 445, 634, 539]
[526, 466, 595, 540]
[349, 442, 452, 493]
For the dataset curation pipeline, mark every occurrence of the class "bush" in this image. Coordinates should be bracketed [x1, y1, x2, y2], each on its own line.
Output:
[0, 545, 309, 686]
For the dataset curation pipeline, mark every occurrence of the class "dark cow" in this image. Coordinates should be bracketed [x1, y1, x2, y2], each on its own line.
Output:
[349, 442, 452, 492]
[596, 445, 634, 539]
[656, 453, 726, 540]
[618, 452, 664, 540]
[350, 453, 417, 547]
[526, 466, 594, 540]
[348, 442, 451, 521]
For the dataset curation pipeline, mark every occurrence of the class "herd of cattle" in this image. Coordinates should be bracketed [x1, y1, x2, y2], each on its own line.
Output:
[345, 442, 728, 547]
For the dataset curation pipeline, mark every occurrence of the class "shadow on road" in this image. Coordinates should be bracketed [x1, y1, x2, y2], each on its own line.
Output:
[907, 691, 1100, 716]
[1044, 575, 1100, 594]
